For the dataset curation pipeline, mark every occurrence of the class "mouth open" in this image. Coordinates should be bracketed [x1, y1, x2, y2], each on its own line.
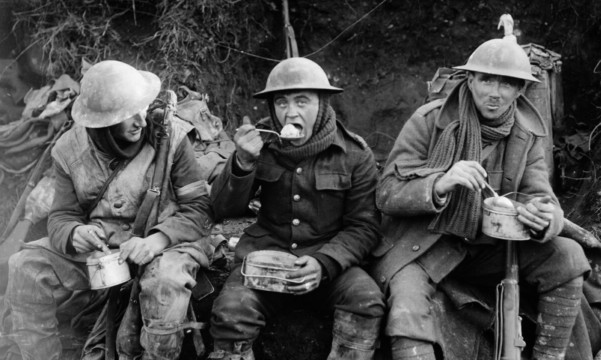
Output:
[280, 123, 304, 138]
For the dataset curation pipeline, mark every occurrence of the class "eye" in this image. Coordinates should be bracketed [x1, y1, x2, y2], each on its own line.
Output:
[274, 99, 287, 108]
[296, 98, 308, 106]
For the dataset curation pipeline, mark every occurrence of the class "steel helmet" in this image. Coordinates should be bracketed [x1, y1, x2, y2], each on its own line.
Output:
[71, 60, 161, 128]
[254, 57, 342, 98]
[453, 38, 539, 83]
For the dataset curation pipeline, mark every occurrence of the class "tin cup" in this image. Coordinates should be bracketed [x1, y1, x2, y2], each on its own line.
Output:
[86, 250, 131, 290]
[241, 250, 303, 293]
[482, 197, 530, 241]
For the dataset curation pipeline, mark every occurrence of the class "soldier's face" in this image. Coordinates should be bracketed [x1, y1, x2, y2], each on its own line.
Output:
[112, 108, 148, 143]
[468, 72, 522, 120]
[273, 91, 319, 146]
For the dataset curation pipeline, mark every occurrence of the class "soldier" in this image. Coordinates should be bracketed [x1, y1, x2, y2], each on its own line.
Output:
[208, 57, 385, 360]
[0, 60, 214, 360]
[371, 36, 591, 360]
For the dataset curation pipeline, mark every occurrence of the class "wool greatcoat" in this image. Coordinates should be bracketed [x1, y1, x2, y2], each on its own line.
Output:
[371, 89, 570, 290]
[370, 84, 591, 356]
[209, 120, 385, 345]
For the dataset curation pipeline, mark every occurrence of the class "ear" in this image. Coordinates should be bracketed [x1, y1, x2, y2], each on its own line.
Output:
[467, 72, 474, 91]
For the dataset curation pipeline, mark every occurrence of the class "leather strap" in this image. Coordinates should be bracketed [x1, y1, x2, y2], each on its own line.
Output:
[86, 160, 127, 218]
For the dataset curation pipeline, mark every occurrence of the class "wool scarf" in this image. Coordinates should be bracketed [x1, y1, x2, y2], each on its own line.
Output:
[396, 79, 515, 240]
[267, 95, 337, 164]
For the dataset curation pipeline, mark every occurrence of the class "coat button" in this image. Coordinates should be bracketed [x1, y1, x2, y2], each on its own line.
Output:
[291, 243, 298, 249]
[121, 223, 131, 231]
[293, 194, 300, 201]
[292, 219, 300, 226]
[380, 276, 386, 283]
[412, 245, 420, 251]
[114, 200, 124, 209]
[296, 167, 303, 174]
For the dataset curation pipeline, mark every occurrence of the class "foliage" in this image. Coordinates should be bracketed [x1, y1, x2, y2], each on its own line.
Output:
[11, 0, 279, 130]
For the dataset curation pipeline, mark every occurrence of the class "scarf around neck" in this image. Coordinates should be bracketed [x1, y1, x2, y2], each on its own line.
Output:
[86, 125, 146, 160]
[267, 95, 337, 164]
[396, 79, 515, 240]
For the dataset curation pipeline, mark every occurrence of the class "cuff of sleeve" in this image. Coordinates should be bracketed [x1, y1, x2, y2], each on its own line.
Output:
[312, 253, 341, 282]
[233, 153, 256, 176]
[432, 175, 448, 209]
[57, 222, 82, 255]
[66, 228, 77, 255]
[149, 224, 177, 246]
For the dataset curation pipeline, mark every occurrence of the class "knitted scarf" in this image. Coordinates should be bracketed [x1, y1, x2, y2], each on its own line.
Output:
[267, 94, 337, 164]
[396, 79, 515, 240]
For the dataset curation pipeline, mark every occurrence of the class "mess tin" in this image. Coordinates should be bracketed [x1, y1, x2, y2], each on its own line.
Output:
[241, 250, 303, 293]
[86, 249, 131, 290]
[482, 196, 530, 241]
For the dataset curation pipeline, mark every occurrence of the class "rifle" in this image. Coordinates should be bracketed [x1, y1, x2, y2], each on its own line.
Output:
[105, 90, 177, 360]
[494, 240, 526, 360]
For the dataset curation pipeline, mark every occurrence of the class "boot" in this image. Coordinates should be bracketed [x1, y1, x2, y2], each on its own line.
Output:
[532, 277, 583, 360]
[390, 337, 436, 360]
[207, 340, 254, 360]
[327, 309, 382, 360]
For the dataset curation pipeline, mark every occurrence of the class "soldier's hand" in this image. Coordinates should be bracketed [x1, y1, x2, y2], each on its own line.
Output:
[286, 256, 323, 295]
[72, 225, 110, 254]
[516, 195, 554, 237]
[434, 160, 488, 196]
[234, 116, 263, 170]
[119, 232, 170, 265]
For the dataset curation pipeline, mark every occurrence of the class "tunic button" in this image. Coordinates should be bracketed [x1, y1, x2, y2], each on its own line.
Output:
[380, 276, 386, 283]
[296, 167, 303, 174]
[121, 223, 131, 231]
[412, 245, 420, 251]
[114, 200, 124, 209]
[293, 194, 300, 201]
[292, 219, 300, 226]
[291, 243, 298, 249]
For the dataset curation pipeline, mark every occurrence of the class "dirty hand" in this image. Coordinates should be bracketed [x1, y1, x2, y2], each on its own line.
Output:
[234, 116, 263, 171]
[119, 232, 170, 265]
[516, 195, 555, 236]
[72, 225, 111, 254]
[434, 160, 488, 196]
[286, 256, 323, 295]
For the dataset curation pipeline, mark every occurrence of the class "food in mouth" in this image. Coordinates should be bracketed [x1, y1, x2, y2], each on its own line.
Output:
[280, 124, 302, 138]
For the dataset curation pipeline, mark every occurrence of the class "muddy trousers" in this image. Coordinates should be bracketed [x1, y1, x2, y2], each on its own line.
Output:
[0, 244, 201, 360]
[209, 265, 385, 360]
[385, 236, 590, 360]
[532, 277, 583, 360]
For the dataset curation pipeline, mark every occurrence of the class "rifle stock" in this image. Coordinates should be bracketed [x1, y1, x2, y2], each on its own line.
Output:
[495, 241, 526, 360]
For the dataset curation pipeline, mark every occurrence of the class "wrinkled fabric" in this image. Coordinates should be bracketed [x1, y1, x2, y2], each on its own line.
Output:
[373, 85, 592, 359]
[81, 245, 205, 360]
[386, 237, 589, 357]
[211, 122, 381, 275]
[372, 87, 564, 291]
[0, 245, 106, 360]
[0, 117, 214, 360]
[210, 265, 384, 343]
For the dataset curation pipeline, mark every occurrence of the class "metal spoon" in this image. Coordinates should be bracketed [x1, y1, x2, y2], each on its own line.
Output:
[483, 182, 499, 198]
[255, 128, 304, 140]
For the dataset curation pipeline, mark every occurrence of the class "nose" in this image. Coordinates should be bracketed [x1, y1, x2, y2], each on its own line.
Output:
[285, 104, 300, 120]
[489, 81, 501, 98]
[135, 112, 147, 128]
